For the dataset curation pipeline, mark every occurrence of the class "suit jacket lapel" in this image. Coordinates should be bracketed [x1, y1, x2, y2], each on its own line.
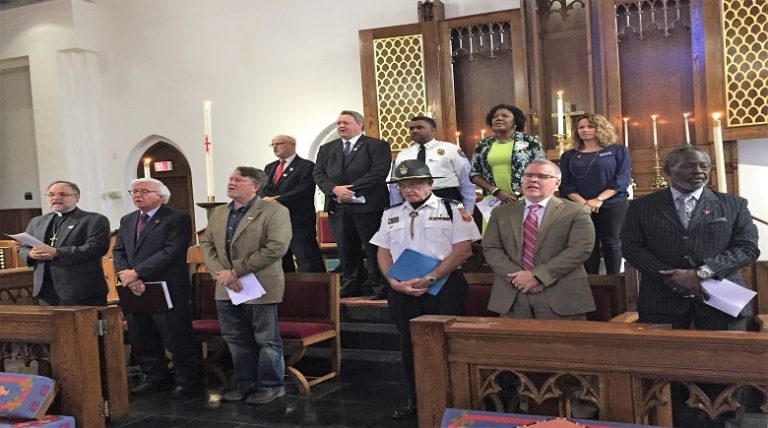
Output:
[658, 189, 684, 230]
[136, 206, 166, 248]
[53, 210, 80, 248]
[537, 198, 564, 247]
[230, 201, 261, 245]
[688, 189, 718, 230]
[344, 136, 365, 166]
[508, 203, 524, 251]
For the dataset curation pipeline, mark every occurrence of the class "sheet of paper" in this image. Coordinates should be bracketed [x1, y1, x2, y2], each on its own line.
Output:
[476, 197, 502, 222]
[6, 232, 45, 248]
[227, 272, 267, 305]
[700, 278, 757, 317]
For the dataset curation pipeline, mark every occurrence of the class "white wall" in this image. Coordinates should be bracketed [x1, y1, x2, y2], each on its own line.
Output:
[738, 138, 768, 261]
[0, 0, 517, 228]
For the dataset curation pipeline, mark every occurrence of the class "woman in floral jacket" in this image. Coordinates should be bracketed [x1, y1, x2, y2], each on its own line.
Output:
[469, 104, 544, 202]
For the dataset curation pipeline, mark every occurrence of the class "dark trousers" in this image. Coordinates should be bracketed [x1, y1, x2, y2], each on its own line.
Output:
[328, 205, 386, 294]
[126, 297, 199, 387]
[387, 271, 468, 400]
[585, 200, 627, 274]
[282, 225, 326, 273]
[639, 309, 749, 427]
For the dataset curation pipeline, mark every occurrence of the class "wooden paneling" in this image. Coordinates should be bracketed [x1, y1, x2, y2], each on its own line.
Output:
[0, 208, 42, 235]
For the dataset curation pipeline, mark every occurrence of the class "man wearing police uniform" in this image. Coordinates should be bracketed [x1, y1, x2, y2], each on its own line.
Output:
[389, 116, 476, 212]
[371, 159, 481, 419]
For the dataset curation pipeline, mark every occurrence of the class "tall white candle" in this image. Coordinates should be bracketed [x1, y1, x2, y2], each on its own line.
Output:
[455, 131, 461, 145]
[203, 101, 214, 198]
[712, 113, 727, 192]
[623, 117, 629, 148]
[683, 113, 691, 145]
[143, 158, 151, 178]
[651, 115, 658, 148]
[556, 91, 565, 135]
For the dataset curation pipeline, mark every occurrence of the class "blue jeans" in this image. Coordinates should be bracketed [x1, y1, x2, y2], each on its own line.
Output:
[216, 301, 285, 392]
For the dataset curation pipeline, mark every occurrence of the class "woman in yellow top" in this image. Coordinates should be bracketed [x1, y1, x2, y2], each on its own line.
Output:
[469, 104, 544, 203]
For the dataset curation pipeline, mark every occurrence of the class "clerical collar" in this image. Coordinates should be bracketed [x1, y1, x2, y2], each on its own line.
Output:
[54, 207, 77, 217]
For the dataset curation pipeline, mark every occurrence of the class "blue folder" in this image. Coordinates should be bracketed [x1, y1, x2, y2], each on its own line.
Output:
[387, 248, 448, 296]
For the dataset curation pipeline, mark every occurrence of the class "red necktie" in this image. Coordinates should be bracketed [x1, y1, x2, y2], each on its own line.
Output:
[272, 159, 286, 185]
[136, 213, 149, 240]
[522, 204, 540, 271]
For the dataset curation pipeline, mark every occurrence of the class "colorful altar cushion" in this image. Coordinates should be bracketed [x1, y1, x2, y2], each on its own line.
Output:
[0, 415, 75, 428]
[0, 373, 56, 420]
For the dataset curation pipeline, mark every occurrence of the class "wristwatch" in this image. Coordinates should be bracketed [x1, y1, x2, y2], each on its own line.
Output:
[423, 275, 436, 284]
[696, 265, 714, 280]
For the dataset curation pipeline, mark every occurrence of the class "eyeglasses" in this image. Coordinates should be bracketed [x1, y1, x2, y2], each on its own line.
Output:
[45, 192, 78, 198]
[268, 142, 288, 148]
[128, 189, 159, 195]
[522, 173, 559, 180]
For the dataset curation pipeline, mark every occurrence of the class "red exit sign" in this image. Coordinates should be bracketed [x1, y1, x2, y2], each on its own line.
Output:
[154, 161, 173, 172]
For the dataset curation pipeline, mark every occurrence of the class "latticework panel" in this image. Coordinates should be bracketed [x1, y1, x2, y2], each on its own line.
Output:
[373, 34, 428, 152]
[722, 0, 768, 127]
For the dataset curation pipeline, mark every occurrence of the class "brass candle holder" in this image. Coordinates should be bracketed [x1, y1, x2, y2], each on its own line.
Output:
[650, 145, 668, 188]
[554, 133, 568, 156]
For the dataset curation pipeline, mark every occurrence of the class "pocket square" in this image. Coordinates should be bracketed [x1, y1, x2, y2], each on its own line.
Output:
[707, 217, 728, 223]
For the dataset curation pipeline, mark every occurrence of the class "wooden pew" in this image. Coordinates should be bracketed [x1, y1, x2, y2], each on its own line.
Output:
[463, 272, 630, 321]
[0, 267, 34, 305]
[0, 305, 128, 427]
[411, 315, 768, 428]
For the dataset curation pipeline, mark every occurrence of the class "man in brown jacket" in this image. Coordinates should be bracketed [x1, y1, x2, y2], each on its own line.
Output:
[201, 166, 291, 405]
[484, 159, 596, 319]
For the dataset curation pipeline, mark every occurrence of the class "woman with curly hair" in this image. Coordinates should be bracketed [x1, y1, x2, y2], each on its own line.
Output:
[469, 104, 544, 203]
[559, 113, 632, 274]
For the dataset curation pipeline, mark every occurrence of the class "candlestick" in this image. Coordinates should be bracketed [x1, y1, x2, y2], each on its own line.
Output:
[203, 101, 214, 201]
[480, 129, 486, 140]
[683, 113, 691, 145]
[556, 91, 565, 135]
[622, 117, 629, 148]
[651, 115, 658, 148]
[455, 131, 460, 145]
[712, 113, 727, 193]
[143, 158, 151, 178]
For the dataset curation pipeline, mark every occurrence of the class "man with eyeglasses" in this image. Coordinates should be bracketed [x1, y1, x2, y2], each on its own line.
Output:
[484, 159, 596, 319]
[113, 178, 201, 399]
[19, 180, 111, 306]
[261, 135, 325, 273]
[370, 159, 480, 419]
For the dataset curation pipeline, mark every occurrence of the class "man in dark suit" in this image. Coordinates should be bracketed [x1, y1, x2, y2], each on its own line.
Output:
[622, 145, 759, 329]
[313, 110, 392, 299]
[484, 159, 596, 319]
[19, 180, 110, 306]
[622, 146, 759, 428]
[113, 178, 200, 399]
[261, 134, 325, 273]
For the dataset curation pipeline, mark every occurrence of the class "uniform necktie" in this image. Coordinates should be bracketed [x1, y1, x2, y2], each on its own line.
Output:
[678, 194, 695, 228]
[136, 213, 149, 239]
[417, 144, 426, 162]
[273, 159, 286, 185]
[522, 204, 540, 271]
[343, 141, 352, 156]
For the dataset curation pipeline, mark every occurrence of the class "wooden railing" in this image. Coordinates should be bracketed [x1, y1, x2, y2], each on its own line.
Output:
[412, 315, 768, 428]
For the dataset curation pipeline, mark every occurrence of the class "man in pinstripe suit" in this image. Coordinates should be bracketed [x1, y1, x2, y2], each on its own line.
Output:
[622, 145, 759, 428]
[622, 145, 759, 330]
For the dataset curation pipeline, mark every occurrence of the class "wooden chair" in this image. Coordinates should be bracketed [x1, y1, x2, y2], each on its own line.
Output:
[316, 211, 337, 265]
[279, 272, 341, 394]
[102, 231, 119, 304]
[0, 239, 21, 270]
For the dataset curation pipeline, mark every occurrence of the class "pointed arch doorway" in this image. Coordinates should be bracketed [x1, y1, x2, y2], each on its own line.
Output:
[135, 142, 196, 237]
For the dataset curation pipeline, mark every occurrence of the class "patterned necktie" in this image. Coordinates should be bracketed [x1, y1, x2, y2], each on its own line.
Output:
[522, 204, 540, 271]
[343, 141, 352, 156]
[417, 144, 426, 162]
[136, 213, 149, 239]
[678, 194, 696, 228]
[272, 159, 286, 185]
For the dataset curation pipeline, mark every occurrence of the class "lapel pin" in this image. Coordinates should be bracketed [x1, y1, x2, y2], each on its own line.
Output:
[702, 209, 710, 215]
[68, 225, 75, 229]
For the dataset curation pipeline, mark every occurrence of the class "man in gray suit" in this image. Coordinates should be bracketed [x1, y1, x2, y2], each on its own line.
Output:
[19, 180, 110, 306]
[484, 159, 596, 319]
[622, 145, 759, 330]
